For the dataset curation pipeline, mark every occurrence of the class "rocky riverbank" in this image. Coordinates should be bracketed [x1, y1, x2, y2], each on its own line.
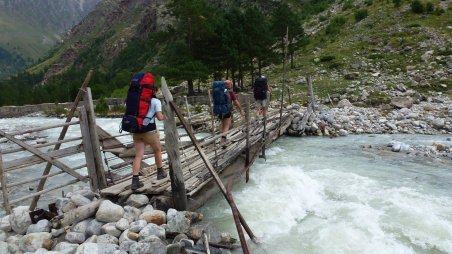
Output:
[0, 187, 236, 254]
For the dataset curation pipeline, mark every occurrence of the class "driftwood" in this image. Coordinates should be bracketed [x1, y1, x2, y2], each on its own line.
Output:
[58, 199, 103, 227]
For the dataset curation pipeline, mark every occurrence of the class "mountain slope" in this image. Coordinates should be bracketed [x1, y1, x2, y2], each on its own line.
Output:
[0, 0, 99, 79]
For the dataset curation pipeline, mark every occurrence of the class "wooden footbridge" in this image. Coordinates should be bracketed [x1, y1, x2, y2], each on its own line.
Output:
[0, 69, 314, 252]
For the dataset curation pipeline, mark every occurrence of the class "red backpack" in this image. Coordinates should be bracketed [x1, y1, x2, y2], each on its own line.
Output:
[120, 72, 157, 133]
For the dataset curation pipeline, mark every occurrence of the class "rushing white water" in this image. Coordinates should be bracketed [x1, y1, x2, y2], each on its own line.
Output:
[198, 135, 452, 254]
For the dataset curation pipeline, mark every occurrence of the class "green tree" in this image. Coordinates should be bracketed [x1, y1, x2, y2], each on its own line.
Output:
[271, 3, 305, 69]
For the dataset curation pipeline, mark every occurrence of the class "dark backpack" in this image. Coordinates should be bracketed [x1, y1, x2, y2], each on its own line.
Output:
[120, 72, 157, 133]
[253, 76, 268, 100]
[212, 81, 232, 116]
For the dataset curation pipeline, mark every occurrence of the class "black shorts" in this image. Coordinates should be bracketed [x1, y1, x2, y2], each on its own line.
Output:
[217, 112, 232, 120]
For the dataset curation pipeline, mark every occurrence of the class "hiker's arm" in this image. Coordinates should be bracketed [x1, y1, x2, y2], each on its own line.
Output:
[234, 100, 244, 116]
[156, 111, 164, 121]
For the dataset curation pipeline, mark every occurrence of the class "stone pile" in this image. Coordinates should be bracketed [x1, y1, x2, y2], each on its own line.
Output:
[287, 93, 451, 137]
[0, 187, 235, 254]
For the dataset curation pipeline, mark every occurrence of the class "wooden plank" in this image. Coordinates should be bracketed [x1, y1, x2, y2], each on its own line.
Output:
[6, 163, 86, 189]
[161, 77, 187, 210]
[9, 178, 80, 205]
[0, 132, 86, 182]
[4, 145, 83, 172]
[0, 150, 12, 214]
[79, 106, 99, 191]
[2, 137, 82, 155]
[84, 88, 107, 189]
[30, 69, 93, 211]
[7, 121, 80, 136]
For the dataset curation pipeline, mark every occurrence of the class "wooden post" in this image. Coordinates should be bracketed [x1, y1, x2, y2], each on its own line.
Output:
[207, 90, 215, 135]
[161, 77, 187, 211]
[30, 70, 93, 210]
[279, 27, 289, 129]
[0, 150, 12, 214]
[79, 106, 99, 191]
[83, 88, 107, 190]
[168, 98, 258, 242]
[184, 96, 193, 133]
[227, 185, 250, 254]
[287, 87, 292, 104]
[306, 76, 315, 111]
[245, 96, 251, 183]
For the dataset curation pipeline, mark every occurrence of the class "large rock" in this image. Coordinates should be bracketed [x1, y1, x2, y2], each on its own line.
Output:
[75, 243, 98, 254]
[391, 97, 414, 109]
[0, 241, 8, 254]
[0, 230, 6, 242]
[6, 235, 21, 253]
[66, 232, 86, 244]
[54, 242, 79, 254]
[129, 220, 147, 233]
[432, 118, 445, 130]
[187, 222, 221, 242]
[139, 210, 166, 225]
[73, 219, 92, 235]
[86, 219, 105, 237]
[116, 218, 129, 231]
[19, 232, 52, 252]
[0, 215, 11, 232]
[70, 194, 92, 207]
[123, 206, 141, 223]
[126, 195, 149, 208]
[97, 234, 119, 245]
[166, 209, 203, 234]
[101, 222, 122, 237]
[10, 206, 32, 234]
[337, 99, 353, 108]
[129, 241, 166, 254]
[138, 224, 165, 241]
[96, 200, 125, 223]
[27, 219, 50, 234]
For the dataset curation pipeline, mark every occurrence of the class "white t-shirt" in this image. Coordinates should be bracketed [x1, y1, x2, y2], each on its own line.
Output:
[145, 98, 162, 124]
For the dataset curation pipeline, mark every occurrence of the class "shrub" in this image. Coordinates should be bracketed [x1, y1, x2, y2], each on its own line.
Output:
[342, 0, 354, 11]
[354, 9, 369, 22]
[95, 97, 109, 115]
[319, 55, 336, 62]
[319, 15, 328, 22]
[411, 0, 424, 14]
[425, 2, 434, 13]
[110, 104, 125, 113]
[366, 91, 391, 106]
[365, 0, 373, 6]
[325, 15, 347, 35]
[393, 0, 402, 7]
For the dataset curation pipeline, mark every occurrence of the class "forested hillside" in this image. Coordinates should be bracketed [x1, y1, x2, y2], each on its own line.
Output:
[0, 0, 450, 106]
[0, 0, 99, 79]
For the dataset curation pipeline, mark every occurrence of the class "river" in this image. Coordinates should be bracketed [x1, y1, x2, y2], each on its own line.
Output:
[1, 117, 451, 253]
[199, 135, 452, 254]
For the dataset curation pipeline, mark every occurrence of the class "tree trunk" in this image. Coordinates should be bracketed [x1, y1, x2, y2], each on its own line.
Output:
[197, 80, 200, 93]
[187, 79, 195, 96]
[249, 59, 254, 89]
[290, 52, 294, 69]
[258, 59, 262, 76]
[239, 66, 244, 90]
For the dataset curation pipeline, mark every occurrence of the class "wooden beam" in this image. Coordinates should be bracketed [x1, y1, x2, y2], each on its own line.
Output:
[0, 150, 12, 214]
[9, 179, 80, 205]
[169, 100, 257, 242]
[2, 137, 82, 155]
[161, 77, 187, 211]
[79, 106, 99, 191]
[30, 69, 93, 211]
[83, 88, 107, 189]
[3, 145, 83, 172]
[0, 130, 86, 182]
[7, 121, 80, 136]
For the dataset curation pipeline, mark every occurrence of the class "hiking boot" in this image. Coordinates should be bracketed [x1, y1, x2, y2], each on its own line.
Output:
[220, 136, 227, 149]
[131, 176, 144, 192]
[157, 168, 167, 180]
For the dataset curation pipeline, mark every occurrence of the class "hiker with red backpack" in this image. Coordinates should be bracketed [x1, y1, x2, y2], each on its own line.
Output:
[120, 72, 167, 192]
[253, 75, 271, 117]
[212, 80, 244, 148]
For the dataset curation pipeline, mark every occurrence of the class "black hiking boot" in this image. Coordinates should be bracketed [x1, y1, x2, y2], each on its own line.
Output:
[157, 168, 167, 180]
[220, 136, 228, 149]
[131, 176, 144, 192]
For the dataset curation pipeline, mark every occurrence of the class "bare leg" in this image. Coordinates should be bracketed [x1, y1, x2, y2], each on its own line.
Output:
[132, 141, 145, 176]
[222, 117, 232, 134]
[149, 140, 163, 168]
